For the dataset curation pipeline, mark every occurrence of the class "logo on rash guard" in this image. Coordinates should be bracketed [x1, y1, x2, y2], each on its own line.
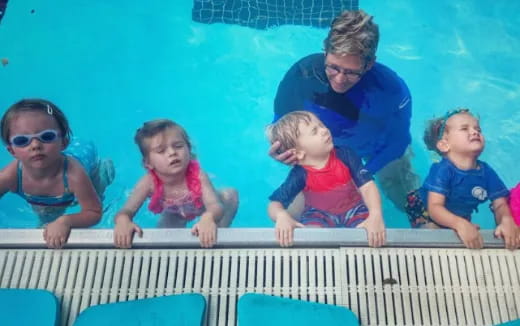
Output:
[471, 186, 487, 201]
[398, 97, 410, 110]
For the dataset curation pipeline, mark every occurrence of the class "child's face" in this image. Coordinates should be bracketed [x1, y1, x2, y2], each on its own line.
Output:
[295, 115, 333, 158]
[7, 111, 65, 169]
[442, 113, 484, 155]
[144, 127, 191, 177]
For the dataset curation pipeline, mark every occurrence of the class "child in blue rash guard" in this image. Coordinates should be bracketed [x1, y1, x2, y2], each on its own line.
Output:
[405, 108, 520, 249]
[266, 111, 386, 248]
[0, 99, 115, 248]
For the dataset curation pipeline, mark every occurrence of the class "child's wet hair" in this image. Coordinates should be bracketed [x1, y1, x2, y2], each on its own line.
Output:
[423, 108, 476, 155]
[266, 111, 317, 153]
[1, 98, 72, 146]
[134, 119, 195, 158]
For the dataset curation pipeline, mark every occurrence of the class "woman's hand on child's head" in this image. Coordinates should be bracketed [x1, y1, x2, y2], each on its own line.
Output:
[494, 217, 520, 250]
[455, 220, 483, 249]
[357, 213, 386, 248]
[114, 214, 143, 249]
[43, 217, 72, 249]
[191, 215, 217, 248]
[275, 212, 304, 247]
[269, 141, 298, 166]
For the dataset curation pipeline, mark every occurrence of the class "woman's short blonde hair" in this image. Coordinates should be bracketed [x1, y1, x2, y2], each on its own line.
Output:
[323, 10, 379, 63]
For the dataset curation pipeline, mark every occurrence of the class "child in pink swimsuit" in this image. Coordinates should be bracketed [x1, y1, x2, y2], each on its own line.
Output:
[113, 119, 238, 248]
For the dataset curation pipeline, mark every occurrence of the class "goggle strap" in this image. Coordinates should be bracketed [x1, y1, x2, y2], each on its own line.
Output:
[437, 108, 470, 141]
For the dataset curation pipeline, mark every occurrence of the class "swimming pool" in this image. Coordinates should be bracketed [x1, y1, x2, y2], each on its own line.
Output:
[1, 0, 520, 230]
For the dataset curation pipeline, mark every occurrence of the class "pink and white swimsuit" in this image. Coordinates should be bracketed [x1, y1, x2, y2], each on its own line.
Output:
[147, 160, 204, 220]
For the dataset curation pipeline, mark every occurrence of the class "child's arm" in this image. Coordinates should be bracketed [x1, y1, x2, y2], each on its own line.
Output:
[492, 197, 519, 250]
[356, 180, 386, 247]
[267, 167, 306, 247]
[335, 147, 385, 247]
[43, 159, 102, 249]
[0, 161, 18, 198]
[190, 171, 222, 248]
[268, 201, 304, 247]
[113, 175, 150, 248]
[428, 191, 483, 249]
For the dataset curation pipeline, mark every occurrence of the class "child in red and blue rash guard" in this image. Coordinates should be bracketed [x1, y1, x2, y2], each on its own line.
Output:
[266, 111, 386, 248]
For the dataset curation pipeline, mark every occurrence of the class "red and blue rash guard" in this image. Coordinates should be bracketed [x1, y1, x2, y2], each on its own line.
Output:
[269, 146, 373, 226]
[274, 53, 412, 174]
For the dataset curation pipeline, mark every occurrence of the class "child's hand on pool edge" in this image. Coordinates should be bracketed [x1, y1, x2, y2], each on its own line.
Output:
[114, 213, 143, 249]
[43, 216, 72, 249]
[191, 214, 217, 248]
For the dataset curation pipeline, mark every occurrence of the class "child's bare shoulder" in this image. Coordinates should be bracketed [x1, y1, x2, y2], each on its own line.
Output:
[134, 173, 154, 195]
[198, 169, 218, 188]
[198, 168, 209, 180]
[65, 156, 89, 180]
[0, 160, 19, 192]
[141, 173, 154, 187]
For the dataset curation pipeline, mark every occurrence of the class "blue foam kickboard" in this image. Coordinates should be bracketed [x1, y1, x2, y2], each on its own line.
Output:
[74, 293, 206, 326]
[0, 288, 60, 326]
[496, 320, 520, 326]
[238, 293, 359, 326]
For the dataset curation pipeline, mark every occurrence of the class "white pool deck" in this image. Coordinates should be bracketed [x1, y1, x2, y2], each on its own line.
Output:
[0, 228, 519, 326]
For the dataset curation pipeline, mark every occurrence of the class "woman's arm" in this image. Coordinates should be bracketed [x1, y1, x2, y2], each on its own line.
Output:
[363, 105, 411, 174]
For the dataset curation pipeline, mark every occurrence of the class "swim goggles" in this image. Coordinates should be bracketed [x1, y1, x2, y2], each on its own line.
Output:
[9, 129, 60, 147]
[437, 108, 469, 141]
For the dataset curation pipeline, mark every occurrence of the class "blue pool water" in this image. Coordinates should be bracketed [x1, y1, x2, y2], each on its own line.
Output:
[1, 0, 520, 229]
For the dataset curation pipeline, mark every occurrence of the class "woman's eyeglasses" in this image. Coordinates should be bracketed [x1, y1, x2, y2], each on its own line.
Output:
[9, 129, 60, 147]
[325, 63, 365, 81]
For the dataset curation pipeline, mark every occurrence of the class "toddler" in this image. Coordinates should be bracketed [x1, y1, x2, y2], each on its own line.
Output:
[0, 99, 114, 248]
[113, 119, 238, 248]
[266, 111, 386, 247]
[405, 108, 519, 249]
